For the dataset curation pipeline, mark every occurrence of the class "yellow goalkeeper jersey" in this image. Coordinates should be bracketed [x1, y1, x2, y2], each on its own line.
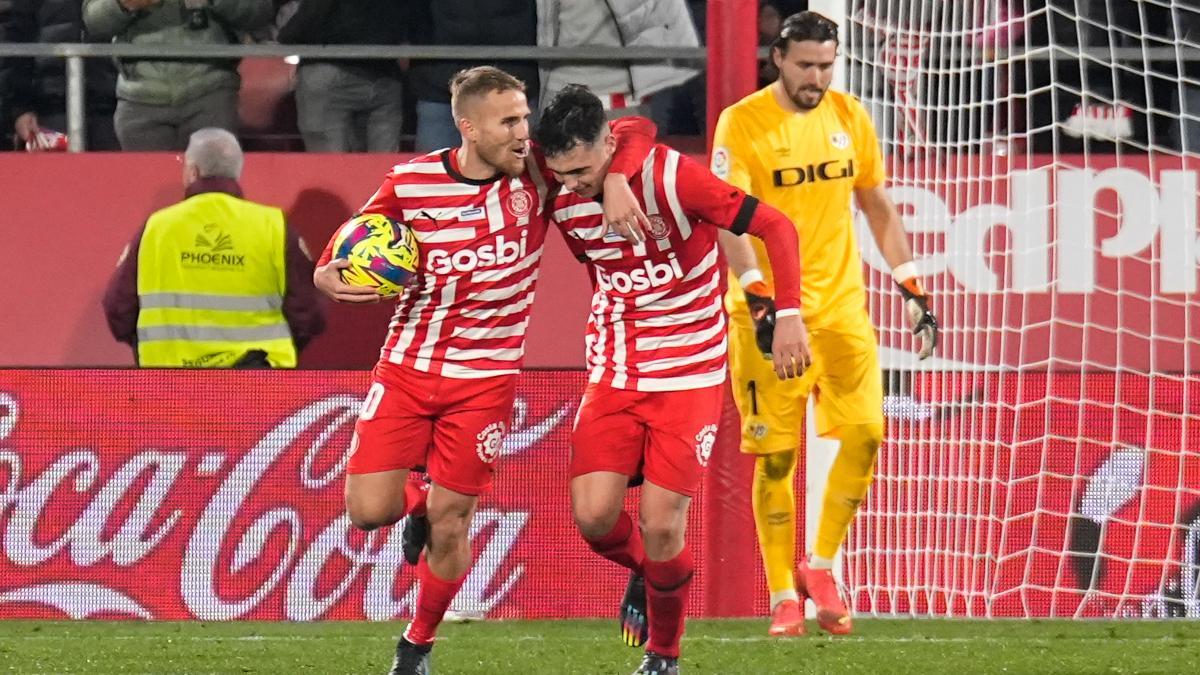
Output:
[713, 85, 886, 329]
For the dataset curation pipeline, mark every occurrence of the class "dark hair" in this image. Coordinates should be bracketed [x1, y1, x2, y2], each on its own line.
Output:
[535, 84, 607, 158]
[449, 66, 526, 118]
[773, 11, 839, 53]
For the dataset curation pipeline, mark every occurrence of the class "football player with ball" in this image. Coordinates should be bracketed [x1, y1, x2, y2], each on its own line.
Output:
[313, 66, 658, 675]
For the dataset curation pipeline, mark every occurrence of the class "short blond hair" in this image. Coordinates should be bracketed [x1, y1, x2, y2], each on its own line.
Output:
[449, 66, 527, 120]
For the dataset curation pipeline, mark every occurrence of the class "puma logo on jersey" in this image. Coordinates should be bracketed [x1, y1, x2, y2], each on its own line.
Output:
[596, 253, 684, 294]
[426, 231, 528, 274]
[772, 159, 855, 187]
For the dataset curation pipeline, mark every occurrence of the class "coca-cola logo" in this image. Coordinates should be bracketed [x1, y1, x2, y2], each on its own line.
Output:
[0, 383, 572, 621]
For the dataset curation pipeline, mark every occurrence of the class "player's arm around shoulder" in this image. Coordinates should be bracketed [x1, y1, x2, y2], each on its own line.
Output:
[600, 116, 659, 244]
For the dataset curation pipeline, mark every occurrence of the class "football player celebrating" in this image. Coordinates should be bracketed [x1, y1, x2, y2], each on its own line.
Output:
[713, 12, 938, 637]
[538, 84, 807, 675]
[313, 67, 657, 675]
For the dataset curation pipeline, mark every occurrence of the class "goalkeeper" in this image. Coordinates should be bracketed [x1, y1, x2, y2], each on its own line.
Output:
[713, 11, 938, 637]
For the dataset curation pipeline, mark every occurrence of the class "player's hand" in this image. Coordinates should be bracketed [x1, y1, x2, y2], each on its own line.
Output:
[601, 173, 650, 244]
[314, 258, 381, 304]
[743, 280, 776, 356]
[771, 313, 811, 380]
[14, 112, 38, 145]
[897, 278, 938, 359]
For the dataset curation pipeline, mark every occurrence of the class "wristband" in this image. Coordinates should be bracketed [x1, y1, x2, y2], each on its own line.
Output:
[739, 269, 765, 289]
[891, 261, 919, 284]
[775, 308, 800, 318]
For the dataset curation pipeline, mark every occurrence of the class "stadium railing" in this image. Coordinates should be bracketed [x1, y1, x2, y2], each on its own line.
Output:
[1, 42, 1196, 151]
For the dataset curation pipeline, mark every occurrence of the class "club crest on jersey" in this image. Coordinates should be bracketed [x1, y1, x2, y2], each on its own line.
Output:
[506, 189, 532, 218]
[694, 424, 718, 467]
[830, 132, 850, 149]
[749, 422, 769, 440]
[476, 421, 507, 464]
[646, 215, 671, 241]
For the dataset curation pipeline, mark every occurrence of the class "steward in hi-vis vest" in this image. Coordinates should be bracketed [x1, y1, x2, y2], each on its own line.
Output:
[103, 128, 325, 367]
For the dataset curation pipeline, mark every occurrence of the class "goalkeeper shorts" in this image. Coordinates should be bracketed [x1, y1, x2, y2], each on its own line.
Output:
[728, 308, 883, 454]
[347, 360, 516, 496]
[570, 382, 724, 497]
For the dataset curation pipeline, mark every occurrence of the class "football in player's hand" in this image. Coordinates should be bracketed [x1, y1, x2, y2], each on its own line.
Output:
[331, 213, 419, 297]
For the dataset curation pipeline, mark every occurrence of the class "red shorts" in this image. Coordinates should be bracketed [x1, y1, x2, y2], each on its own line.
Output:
[570, 382, 724, 497]
[347, 360, 517, 496]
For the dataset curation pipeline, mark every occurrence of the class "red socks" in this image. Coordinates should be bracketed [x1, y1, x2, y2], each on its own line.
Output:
[403, 556, 466, 646]
[584, 510, 645, 575]
[643, 548, 694, 659]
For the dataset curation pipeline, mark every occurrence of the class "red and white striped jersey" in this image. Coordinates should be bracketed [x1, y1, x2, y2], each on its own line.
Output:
[316, 118, 656, 379]
[553, 145, 759, 392]
[334, 149, 551, 379]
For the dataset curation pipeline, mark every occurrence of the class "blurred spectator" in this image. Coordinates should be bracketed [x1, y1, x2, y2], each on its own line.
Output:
[83, 0, 273, 151]
[103, 128, 324, 368]
[1055, 1, 1142, 144]
[1169, 0, 1199, 154]
[247, 0, 295, 43]
[278, 0, 406, 152]
[538, 0, 699, 122]
[0, 0, 119, 151]
[757, 1, 784, 87]
[1024, 0, 1195, 153]
[408, 0, 539, 153]
[0, 0, 12, 147]
[849, 1, 1022, 157]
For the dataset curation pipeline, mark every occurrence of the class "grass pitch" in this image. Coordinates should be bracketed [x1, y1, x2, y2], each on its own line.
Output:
[1, 618, 1198, 674]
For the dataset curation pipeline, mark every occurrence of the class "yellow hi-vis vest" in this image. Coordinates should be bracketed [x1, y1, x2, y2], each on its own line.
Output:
[135, 191, 297, 368]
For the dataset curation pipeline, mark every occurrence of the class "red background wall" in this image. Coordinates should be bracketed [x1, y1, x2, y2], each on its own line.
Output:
[0, 153, 592, 369]
[5, 153, 1198, 371]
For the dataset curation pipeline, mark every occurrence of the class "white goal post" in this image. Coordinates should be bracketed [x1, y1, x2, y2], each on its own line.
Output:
[822, 0, 1200, 618]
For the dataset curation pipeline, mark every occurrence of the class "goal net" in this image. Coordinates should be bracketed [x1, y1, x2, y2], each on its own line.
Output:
[841, 0, 1200, 618]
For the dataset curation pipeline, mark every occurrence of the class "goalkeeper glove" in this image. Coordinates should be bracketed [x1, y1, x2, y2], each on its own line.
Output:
[893, 262, 938, 360]
[740, 270, 776, 357]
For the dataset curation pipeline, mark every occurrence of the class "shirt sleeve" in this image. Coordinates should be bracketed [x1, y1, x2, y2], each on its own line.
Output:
[673, 155, 801, 311]
[83, 0, 140, 41]
[281, 225, 327, 352]
[851, 98, 887, 189]
[277, 0, 337, 44]
[742, 202, 801, 312]
[711, 107, 754, 193]
[101, 224, 145, 348]
[673, 153, 756, 232]
[606, 116, 657, 179]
